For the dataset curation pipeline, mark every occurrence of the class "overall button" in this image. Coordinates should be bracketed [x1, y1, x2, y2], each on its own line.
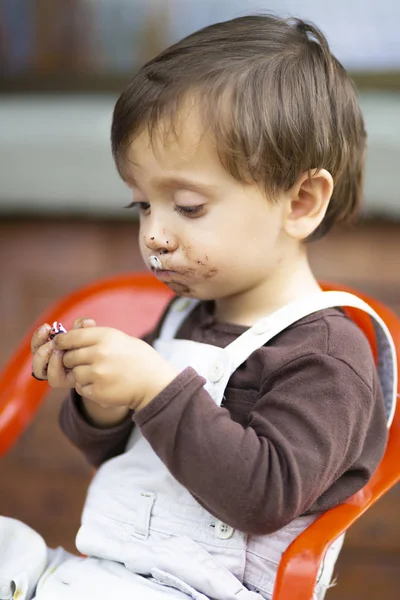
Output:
[0, 585, 13, 600]
[208, 361, 224, 383]
[252, 318, 271, 335]
[215, 520, 235, 540]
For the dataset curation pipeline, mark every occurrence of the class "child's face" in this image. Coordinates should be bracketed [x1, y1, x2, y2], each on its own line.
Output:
[124, 111, 294, 310]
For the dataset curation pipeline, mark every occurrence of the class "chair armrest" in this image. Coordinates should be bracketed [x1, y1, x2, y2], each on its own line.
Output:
[272, 491, 369, 600]
[272, 417, 400, 600]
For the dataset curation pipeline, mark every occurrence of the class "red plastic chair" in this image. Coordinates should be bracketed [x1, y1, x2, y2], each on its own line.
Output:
[0, 273, 399, 600]
[273, 282, 400, 600]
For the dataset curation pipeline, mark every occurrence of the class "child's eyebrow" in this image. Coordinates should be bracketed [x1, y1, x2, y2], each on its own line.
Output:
[123, 174, 219, 197]
[150, 176, 218, 196]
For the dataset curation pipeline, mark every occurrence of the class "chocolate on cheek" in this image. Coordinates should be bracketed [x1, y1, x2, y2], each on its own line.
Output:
[191, 255, 218, 280]
[197, 264, 218, 279]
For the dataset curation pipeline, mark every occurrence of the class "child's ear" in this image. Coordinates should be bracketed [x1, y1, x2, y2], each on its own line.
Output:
[283, 169, 333, 240]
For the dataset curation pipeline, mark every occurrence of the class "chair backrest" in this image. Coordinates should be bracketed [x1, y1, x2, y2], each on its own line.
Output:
[1, 274, 399, 600]
[0, 273, 173, 456]
[272, 282, 400, 600]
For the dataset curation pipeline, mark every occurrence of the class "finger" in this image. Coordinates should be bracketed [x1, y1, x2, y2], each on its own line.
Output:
[31, 323, 52, 353]
[73, 317, 97, 329]
[75, 382, 94, 400]
[32, 340, 53, 380]
[72, 365, 93, 387]
[53, 328, 102, 351]
[63, 348, 92, 369]
[73, 366, 94, 400]
[31, 372, 47, 382]
[47, 350, 75, 388]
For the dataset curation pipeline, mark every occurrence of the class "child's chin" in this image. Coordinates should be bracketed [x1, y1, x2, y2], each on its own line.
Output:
[164, 280, 193, 296]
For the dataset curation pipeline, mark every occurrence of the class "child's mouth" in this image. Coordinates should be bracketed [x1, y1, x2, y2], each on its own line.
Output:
[149, 255, 182, 278]
[154, 269, 177, 280]
[148, 256, 190, 281]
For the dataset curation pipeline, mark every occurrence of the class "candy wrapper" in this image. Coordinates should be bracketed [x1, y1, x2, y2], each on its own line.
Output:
[48, 321, 67, 340]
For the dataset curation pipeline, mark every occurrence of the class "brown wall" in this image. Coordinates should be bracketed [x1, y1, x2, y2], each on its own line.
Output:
[0, 218, 399, 598]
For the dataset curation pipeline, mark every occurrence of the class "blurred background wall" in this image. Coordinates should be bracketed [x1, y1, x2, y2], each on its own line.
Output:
[0, 1, 399, 599]
[0, 0, 400, 217]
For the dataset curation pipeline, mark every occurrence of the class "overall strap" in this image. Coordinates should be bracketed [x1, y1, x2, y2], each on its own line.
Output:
[158, 297, 200, 341]
[223, 291, 397, 427]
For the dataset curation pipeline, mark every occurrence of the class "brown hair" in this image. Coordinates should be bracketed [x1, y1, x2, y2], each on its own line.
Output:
[111, 14, 366, 240]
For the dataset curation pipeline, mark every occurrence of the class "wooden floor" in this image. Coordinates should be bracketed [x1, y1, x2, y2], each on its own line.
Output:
[0, 217, 399, 599]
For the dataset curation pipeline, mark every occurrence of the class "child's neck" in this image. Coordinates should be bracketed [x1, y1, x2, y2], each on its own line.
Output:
[214, 251, 321, 327]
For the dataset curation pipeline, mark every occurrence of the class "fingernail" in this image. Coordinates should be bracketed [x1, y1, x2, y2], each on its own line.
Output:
[81, 319, 94, 328]
[32, 372, 46, 381]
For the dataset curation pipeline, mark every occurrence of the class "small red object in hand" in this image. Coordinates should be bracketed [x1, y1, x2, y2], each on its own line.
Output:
[48, 321, 67, 340]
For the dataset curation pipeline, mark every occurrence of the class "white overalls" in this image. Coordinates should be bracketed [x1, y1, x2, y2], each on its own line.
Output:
[0, 292, 396, 600]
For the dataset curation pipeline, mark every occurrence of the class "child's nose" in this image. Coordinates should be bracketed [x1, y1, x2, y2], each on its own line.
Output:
[144, 232, 177, 254]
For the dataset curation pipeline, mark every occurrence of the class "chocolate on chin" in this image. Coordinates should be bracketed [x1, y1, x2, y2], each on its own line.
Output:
[49, 321, 67, 340]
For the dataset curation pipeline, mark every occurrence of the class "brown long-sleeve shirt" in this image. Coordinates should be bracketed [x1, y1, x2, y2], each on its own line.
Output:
[60, 300, 388, 535]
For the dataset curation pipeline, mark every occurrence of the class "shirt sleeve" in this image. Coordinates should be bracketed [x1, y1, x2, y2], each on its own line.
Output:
[134, 353, 387, 535]
[59, 391, 134, 467]
[58, 305, 174, 466]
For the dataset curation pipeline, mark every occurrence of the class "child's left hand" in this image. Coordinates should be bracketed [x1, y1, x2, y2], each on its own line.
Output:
[54, 327, 178, 412]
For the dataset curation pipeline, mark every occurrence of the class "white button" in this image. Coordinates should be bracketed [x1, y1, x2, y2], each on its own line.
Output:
[208, 361, 224, 383]
[0, 584, 13, 600]
[173, 297, 191, 312]
[215, 520, 235, 540]
[252, 318, 271, 335]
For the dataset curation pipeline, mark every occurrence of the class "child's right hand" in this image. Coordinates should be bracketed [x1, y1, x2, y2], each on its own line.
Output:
[31, 317, 130, 427]
[31, 317, 96, 388]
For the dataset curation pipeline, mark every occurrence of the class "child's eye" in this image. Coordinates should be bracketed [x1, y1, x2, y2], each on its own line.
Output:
[124, 201, 150, 213]
[174, 205, 205, 217]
